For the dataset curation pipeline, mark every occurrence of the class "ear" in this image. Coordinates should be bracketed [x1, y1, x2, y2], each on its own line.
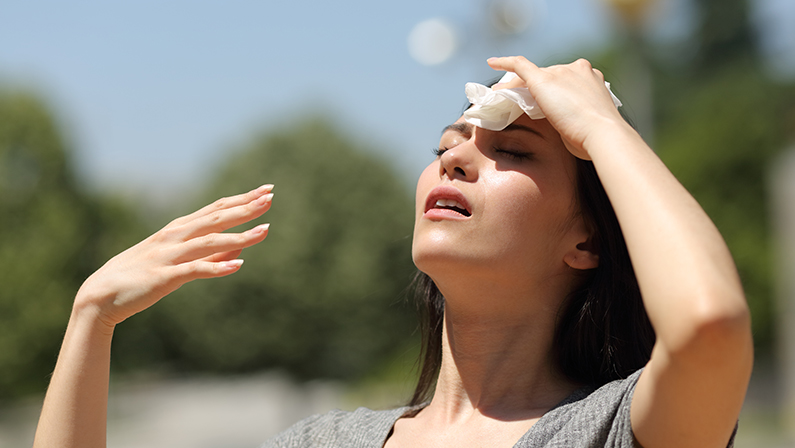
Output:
[563, 237, 599, 271]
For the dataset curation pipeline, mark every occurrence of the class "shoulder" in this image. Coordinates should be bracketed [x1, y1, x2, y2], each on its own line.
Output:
[517, 369, 736, 448]
[517, 370, 644, 448]
[260, 406, 412, 448]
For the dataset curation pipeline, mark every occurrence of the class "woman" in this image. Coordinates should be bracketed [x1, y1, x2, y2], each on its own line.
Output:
[33, 57, 752, 448]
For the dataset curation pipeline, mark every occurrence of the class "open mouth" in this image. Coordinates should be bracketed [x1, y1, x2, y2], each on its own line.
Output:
[433, 199, 471, 217]
[424, 186, 472, 219]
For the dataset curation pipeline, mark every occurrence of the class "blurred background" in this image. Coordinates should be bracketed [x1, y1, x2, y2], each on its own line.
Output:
[1, 0, 794, 446]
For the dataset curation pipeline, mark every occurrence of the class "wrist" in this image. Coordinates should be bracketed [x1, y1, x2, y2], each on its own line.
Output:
[582, 117, 648, 160]
[72, 288, 118, 336]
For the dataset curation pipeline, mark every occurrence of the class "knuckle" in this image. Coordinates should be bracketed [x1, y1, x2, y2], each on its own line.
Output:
[151, 227, 172, 243]
[183, 260, 201, 276]
[165, 217, 183, 228]
[207, 210, 224, 226]
[593, 68, 605, 80]
[202, 233, 219, 247]
[213, 197, 230, 210]
[575, 58, 592, 69]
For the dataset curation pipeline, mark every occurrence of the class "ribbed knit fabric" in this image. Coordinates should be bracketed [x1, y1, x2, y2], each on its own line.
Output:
[261, 369, 736, 448]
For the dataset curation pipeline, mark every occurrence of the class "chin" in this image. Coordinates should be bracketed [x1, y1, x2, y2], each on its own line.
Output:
[411, 238, 434, 273]
[412, 237, 482, 280]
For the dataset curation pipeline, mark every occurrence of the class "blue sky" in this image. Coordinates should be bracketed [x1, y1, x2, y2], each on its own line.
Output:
[1, 0, 793, 200]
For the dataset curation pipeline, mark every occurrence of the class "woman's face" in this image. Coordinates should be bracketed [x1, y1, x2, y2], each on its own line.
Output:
[412, 114, 590, 287]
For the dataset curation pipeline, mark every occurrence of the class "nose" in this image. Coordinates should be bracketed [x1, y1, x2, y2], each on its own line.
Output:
[438, 141, 478, 182]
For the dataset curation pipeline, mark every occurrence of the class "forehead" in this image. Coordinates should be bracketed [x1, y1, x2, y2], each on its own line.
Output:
[444, 115, 562, 143]
[510, 114, 559, 136]
[447, 114, 558, 133]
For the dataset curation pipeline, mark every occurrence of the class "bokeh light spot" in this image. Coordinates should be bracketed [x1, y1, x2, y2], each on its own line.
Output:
[407, 19, 458, 66]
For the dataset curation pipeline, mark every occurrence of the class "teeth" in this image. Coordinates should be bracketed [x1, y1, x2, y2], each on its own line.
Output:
[436, 199, 464, 209]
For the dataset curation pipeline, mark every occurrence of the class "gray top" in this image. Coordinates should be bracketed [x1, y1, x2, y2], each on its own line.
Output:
[262, 369, 735, 447]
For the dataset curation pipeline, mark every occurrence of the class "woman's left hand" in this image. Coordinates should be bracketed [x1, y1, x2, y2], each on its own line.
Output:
[487, 56, 629, 160]
[489, 56, 753, 448]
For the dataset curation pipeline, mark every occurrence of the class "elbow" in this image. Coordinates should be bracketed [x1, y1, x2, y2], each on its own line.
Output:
[694, 299, 752, 350]
[667, 290, 754, 367]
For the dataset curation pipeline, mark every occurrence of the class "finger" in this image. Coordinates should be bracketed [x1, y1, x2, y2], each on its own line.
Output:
[203, 249, 244, 263]
[487, 56, 543, 82]
[173, 193, 273, 241]
[168, 259, 246, 284]
[492, 76, 526, 91]
[170, 184, 273, 227]
[173, 223, 270, 263]
[179, 184, 273, 224]
[592, 68, 605, 82]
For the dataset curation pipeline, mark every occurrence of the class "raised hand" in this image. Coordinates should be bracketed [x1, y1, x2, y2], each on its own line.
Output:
[34, 184, 274, 448]
[486, 56, 630, 160]
[75, 184, 274, 328]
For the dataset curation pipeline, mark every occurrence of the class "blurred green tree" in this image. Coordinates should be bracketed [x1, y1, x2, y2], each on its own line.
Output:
[654, 66, 795, 353]
[691, 0, 758, 73]
[606, 0, 795, 354]
[0, 90, 146, 399]
[112, 118, 418, 381]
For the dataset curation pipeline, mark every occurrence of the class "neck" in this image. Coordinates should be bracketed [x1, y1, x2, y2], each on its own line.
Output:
[423, 272, 580, 423]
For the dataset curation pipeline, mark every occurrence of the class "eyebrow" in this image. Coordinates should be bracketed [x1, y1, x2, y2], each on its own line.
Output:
[440, 122, 472, 136]
[501, 122, 545, 138]
[440, 121, 544, 139]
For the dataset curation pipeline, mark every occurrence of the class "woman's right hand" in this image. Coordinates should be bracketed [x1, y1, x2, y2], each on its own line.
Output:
[33, 184, 273, 448]
[75, 184, 274, 328]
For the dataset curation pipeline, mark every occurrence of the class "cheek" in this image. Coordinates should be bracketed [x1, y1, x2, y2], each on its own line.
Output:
[481, 171, 573, 249]
[482, 174, 541, 227]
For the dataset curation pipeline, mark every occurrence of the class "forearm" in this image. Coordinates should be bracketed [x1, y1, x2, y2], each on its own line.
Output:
[33, 302, 114, 448]
[482, 55, 752, 446]
[585, 120, 751, 353]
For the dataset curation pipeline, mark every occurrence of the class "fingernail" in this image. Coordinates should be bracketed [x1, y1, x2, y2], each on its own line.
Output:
[256, 184, 274, 193]
[252, 223, 270, 234]
[256, 193, 274, 205]
[223, 259, 244, 269]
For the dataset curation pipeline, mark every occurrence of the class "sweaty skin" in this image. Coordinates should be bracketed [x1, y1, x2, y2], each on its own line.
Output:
[33, 57, 752, 448]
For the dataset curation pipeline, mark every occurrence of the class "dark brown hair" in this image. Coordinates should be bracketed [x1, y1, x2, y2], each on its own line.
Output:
[408, 157, 655, 406]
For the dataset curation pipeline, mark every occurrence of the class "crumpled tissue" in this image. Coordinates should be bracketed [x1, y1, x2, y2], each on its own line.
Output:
[462, 72, 623, 131]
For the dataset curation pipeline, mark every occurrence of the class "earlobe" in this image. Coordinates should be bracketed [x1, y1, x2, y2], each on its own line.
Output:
[564, 241, 599, 271]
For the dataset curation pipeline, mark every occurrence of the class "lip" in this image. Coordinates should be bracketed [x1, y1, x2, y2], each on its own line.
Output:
[424, 185, 472, 220]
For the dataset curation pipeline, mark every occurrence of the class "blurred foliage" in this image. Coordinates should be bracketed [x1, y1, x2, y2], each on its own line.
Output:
[596, 0, 795, 353]
[653, 0, 795, 353]
[654, 63, 795, 352]
[0, 90, 147, 400]
[111, 118, 418, 381]
[0, 88, 416, 398]
[692, 0, 758, 72]
[2, 0, 793, 401]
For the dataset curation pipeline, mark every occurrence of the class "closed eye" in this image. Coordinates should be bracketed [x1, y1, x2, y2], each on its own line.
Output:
[432, 146, 451, 157]
[494, 147, 533, 162]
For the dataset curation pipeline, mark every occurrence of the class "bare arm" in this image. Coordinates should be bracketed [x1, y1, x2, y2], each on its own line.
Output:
[487, 56, 753, 448]
[33, 185, 273, 448]
[589, 122, 752, 448]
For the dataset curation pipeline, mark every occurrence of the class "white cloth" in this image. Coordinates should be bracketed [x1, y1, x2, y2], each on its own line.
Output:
[462, 72, 623, 131]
